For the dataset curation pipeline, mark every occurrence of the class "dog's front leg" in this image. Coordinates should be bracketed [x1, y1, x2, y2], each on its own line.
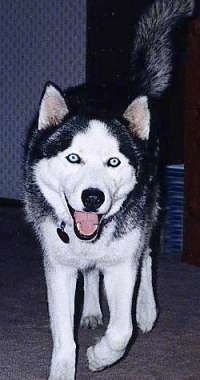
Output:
[136, 253, 157, 333]
[81, 269, 103, 329]
[44, 259, 77, 380]
[87, 261, 137, 371]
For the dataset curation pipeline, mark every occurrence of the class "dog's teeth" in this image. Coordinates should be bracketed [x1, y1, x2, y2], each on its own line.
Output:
[77, 222, 81, 231]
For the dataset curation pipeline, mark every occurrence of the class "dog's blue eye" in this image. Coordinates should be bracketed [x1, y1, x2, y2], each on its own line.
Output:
[66, 153, 81, 164]
[107, 157, 121, 168]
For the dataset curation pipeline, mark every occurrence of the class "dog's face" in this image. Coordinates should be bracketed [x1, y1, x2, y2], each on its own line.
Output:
[33, 84, 150, 241]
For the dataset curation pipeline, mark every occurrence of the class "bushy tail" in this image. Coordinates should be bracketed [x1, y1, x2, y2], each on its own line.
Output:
[131, 0, 194, 97]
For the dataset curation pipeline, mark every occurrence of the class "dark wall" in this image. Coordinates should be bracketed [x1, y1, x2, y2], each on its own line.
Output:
[87, 0, 151, 87]
[87, 0, 193, 164]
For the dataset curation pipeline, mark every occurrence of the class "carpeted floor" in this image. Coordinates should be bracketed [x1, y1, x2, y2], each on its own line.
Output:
[0, 205, 200, 380]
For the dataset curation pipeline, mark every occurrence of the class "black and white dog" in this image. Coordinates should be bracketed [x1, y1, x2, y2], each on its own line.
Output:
[24, 1, 193, 379]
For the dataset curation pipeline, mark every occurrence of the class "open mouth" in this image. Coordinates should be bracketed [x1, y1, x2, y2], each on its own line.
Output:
[65, 197, 103, 240]
[73, 210, 102, 240]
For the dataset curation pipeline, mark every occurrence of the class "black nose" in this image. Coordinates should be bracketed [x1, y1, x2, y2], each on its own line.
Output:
[81, 188, 105, 211]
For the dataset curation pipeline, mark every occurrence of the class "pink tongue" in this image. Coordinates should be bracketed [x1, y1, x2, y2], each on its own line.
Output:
[74, 211, 99, 236]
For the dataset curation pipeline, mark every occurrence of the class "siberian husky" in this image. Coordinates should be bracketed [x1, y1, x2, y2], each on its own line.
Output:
[24, 1, 194, 379]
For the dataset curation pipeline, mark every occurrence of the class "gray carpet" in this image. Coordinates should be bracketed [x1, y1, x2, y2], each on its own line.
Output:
[0, 206, 200, 380]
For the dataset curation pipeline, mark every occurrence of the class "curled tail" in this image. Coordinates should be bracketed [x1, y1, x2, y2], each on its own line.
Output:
[131, 0, 194, 97]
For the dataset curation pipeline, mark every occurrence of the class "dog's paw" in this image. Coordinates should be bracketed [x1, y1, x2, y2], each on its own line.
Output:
[80, 314, 103, 329]
[87, 345, 106, 372]
[48, 365, 75, 380]
[49, 355, 75, 380]
[136, 303, 157, 333]
[87, 337, 124, 372]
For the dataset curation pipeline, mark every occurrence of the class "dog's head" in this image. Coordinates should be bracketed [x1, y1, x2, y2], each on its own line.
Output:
[32, 83, 150, 241]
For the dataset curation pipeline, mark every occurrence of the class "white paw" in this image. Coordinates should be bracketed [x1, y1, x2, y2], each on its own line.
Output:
[87, 345, 106, 372]
[136, 303, 157, 333]
[87, 337, 124, 372]
[49, 368, 74, 380]
[49, 357, 75, 380]
[80, 314, 103, 329]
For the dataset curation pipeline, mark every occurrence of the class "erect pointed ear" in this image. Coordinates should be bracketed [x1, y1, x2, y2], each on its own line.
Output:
[123, 96, 150, 140]
[38, 82, 69, 130]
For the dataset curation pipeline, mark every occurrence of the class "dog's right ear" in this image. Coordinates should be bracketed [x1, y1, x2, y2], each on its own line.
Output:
[38, 82, 69, 130]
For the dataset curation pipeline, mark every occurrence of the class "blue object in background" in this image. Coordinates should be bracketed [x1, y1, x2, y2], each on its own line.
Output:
[164, 164, 184, 255]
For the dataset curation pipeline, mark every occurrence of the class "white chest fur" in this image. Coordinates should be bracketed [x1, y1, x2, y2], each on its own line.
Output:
[39, 217, 141, 271]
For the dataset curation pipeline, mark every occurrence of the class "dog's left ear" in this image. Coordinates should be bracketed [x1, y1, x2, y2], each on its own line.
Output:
[123, 96, 150, 140]
[38, 83, 69, 130]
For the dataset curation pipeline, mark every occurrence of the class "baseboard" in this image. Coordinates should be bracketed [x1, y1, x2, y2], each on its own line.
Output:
[0, 198, 23, 207]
